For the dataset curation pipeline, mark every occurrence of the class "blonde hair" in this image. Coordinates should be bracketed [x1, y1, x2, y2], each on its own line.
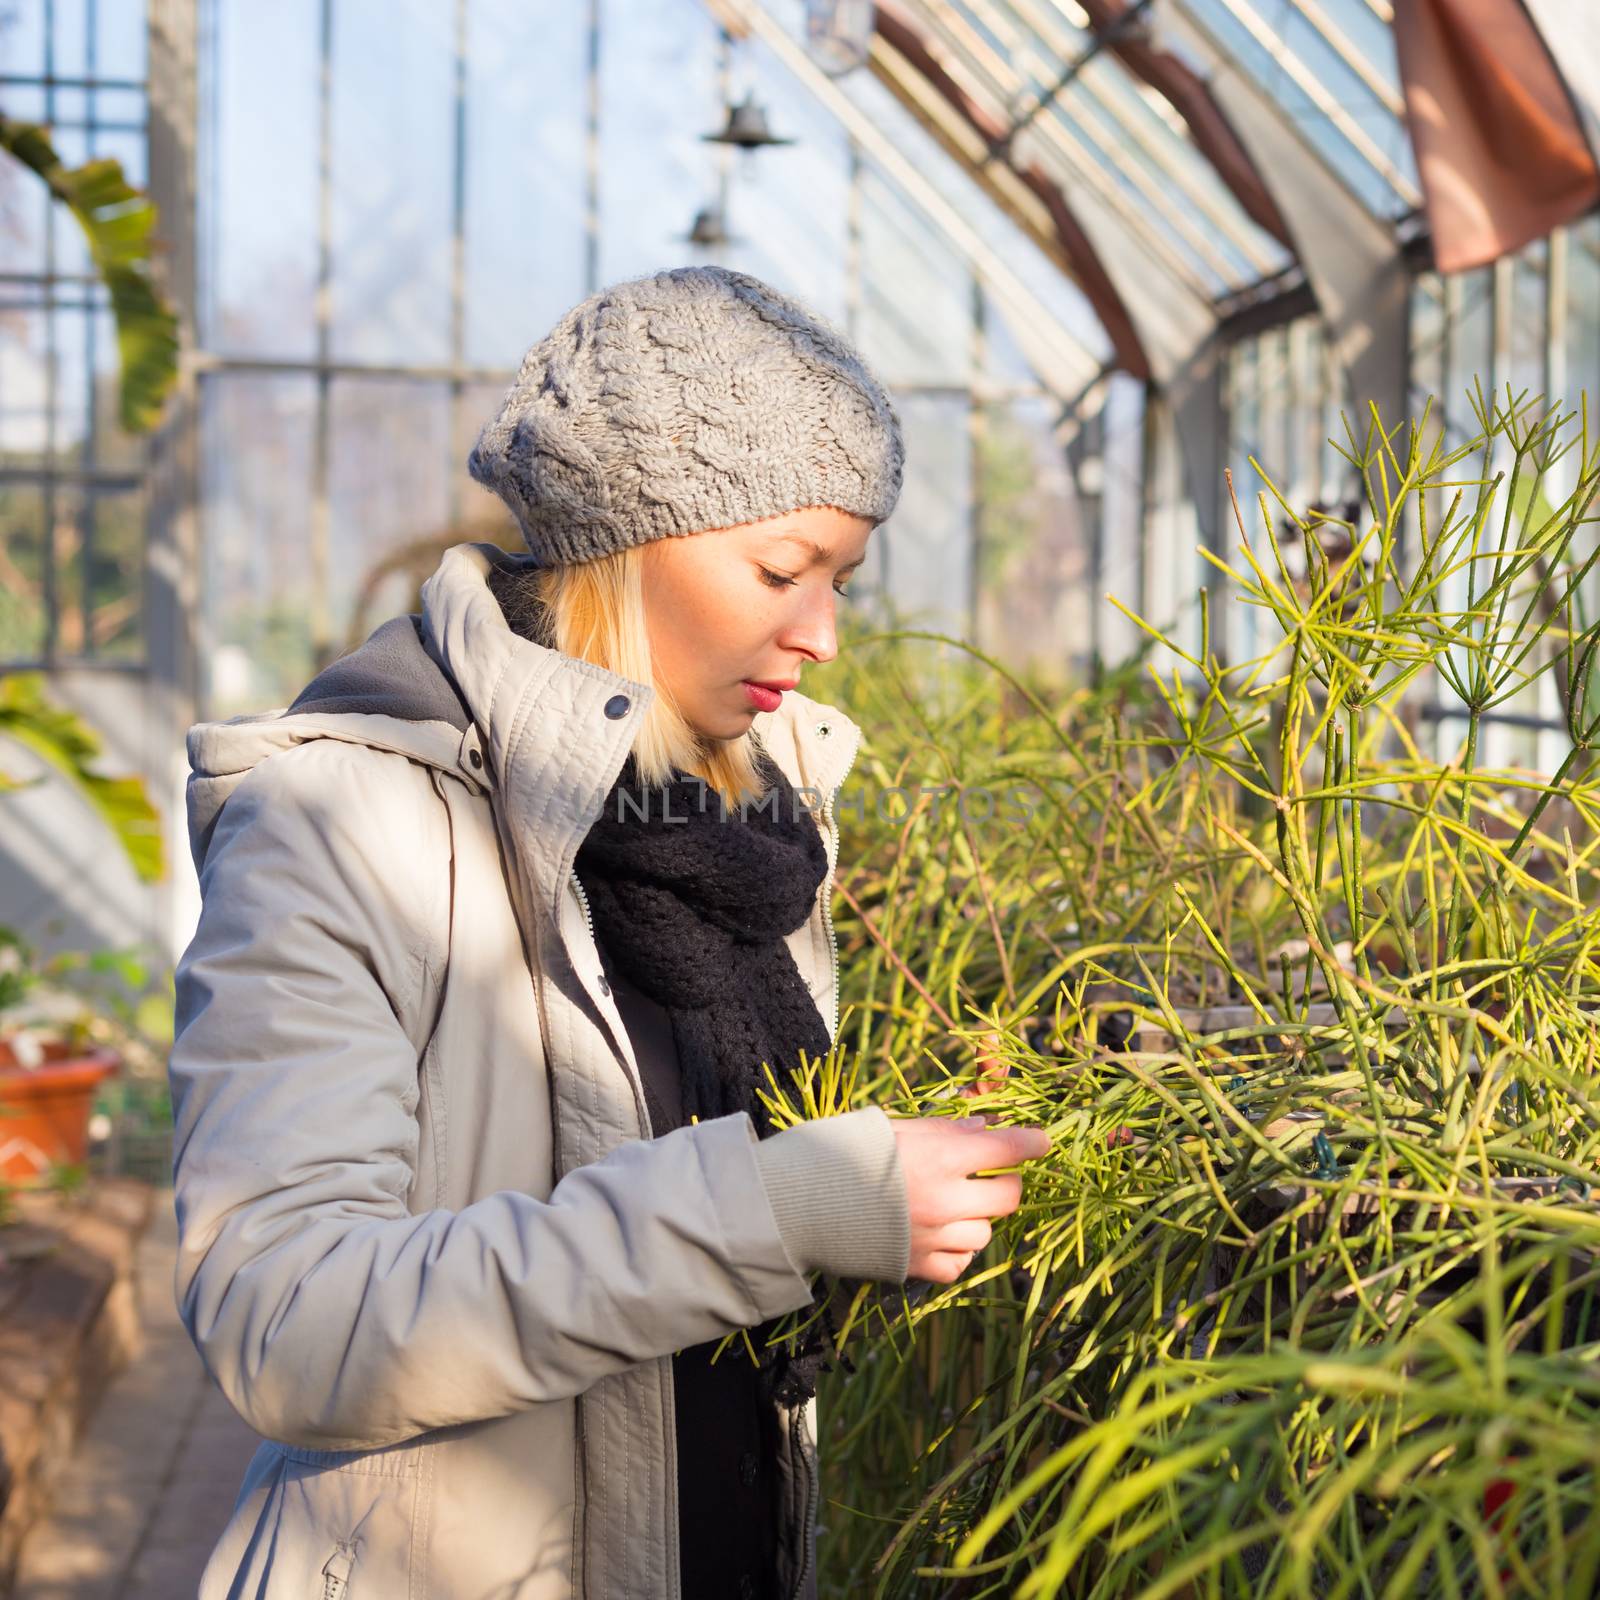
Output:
[508, 547, 767, 808]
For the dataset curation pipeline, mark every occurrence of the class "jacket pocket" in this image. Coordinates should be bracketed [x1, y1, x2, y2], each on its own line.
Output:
[200, 1446, 423, 1598]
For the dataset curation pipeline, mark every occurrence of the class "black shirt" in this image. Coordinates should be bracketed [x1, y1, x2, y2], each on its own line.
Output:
[596, 937, 785, 1600]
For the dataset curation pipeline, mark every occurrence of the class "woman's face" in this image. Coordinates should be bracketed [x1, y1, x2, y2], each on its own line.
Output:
[640, 505, 875, 741]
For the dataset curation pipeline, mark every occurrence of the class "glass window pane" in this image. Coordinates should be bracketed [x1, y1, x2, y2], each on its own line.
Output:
[0, 145, 52, 274]
[1567, 218, 1600, 427]
[0, 484, 47, 659]
[1410, 272, 1445, 420]
[94, 0, 147, 80]
[858, 164, 972, 387]
[1273, 3, 1414, 193]
[85, 489, 144, 661]
[0, 3, 48, 76]
[1558, 219, 1600, 622]
[92, 86, 147, 126]
[49, 485, 87, 656]
[452, 379, 522, 543]
[206, 0, 320, 357]
[721, 40, 851, 327]
[51, 301, 92, 467]
[1226, 337, 1260, 661]
[0, 81, 48, 120]
[463, 0, 590, 370]
[881, 391, 972, 636]
[53, 84, 91, 124]
[841, 66, 1110, 368]
[1509, 238, 1548, 402]
[976, 397, 1086, 675]
[329, 379, 451, 651]
[52, 485, 143, 662]
[1078, 58, 1290, 283]
[1099, 371, 1145, 667]
[597, 0, 720, 288]
[1257, 326, 1292, 504]
[981, 285, 1039, 388]
[201, 373, 318, 717]
[50, 0, 88, 77]
[1446, 268, 1494, 442]
[329, 0, 456, 365]
[0, 310, 53, 467]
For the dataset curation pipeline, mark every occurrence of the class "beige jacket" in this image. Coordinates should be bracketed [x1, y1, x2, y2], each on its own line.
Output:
[168, 542, 910, 1599]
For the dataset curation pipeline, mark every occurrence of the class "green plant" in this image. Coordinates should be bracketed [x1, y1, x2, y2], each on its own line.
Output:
[0, 114, 178, 433]
[768, 388, 1600, 1598]
[0, 673, 164, 882]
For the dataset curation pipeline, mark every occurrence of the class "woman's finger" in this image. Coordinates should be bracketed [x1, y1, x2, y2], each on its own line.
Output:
[919, 1249, 978, 1285]
[932, 1218, 993, 1254]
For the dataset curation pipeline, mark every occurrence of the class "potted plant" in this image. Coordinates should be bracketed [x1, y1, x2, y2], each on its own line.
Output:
[0, 674, 164, 1193]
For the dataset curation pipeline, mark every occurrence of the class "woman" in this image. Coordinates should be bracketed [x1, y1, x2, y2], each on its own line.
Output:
[169, 265, 1050, 1600]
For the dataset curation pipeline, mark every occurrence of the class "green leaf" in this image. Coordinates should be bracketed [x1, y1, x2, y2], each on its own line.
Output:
[0, 673, 164, 882]
[0, 115, 179, 433]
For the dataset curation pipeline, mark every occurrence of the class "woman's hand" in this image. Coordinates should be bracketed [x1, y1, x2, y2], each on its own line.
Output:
[890, 1116, 1050, 1284]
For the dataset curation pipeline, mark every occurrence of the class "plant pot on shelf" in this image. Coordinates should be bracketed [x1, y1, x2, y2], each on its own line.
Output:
[0, 1039, 120, 1187]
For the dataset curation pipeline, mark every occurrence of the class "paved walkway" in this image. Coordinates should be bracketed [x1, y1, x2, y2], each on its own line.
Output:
[12, 1196, 261, 1600]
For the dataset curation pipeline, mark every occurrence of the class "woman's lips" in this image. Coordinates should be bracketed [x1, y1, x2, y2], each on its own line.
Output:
[742, 681, 785, 712]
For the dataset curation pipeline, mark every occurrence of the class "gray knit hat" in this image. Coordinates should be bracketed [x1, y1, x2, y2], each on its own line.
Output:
[467, 265, 904, 565]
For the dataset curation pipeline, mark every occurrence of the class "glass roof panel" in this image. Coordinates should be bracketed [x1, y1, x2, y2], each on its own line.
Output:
[1174, 0, 1419, 219]
[896, 0, 1292, 298]
[920, 1, 1219, 295]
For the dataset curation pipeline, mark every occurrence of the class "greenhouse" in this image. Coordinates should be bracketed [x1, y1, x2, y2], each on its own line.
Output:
[1, 1, 1599, 1596]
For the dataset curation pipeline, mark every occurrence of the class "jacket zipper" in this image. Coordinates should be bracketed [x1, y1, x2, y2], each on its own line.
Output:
[819, 728, 859, 1042]
[788, 1405, 818, 1600]
[787, 726, 857, 1600]
[570, 869, 595, 945]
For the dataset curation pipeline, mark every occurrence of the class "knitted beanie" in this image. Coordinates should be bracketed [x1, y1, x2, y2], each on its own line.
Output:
[466, 265, 905, 566]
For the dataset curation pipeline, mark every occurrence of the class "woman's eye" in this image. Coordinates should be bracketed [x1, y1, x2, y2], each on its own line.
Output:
[757, 565, 848, 597]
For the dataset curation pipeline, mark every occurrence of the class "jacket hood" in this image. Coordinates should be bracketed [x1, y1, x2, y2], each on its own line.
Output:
[286, 614, 471, 731]
[183, 543, 863, 883]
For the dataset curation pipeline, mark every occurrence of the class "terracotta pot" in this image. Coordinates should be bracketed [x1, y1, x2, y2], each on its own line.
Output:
[0, 1039, 120, 1186]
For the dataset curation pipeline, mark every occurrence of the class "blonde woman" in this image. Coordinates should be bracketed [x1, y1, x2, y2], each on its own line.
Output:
[170, 265, 1049, 1600]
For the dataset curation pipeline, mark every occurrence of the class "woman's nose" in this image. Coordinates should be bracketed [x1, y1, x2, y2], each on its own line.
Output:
[778, 589, 838, 665]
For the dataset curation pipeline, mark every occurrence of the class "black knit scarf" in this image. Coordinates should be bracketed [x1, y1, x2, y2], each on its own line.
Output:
[574, 746, 845, 1405]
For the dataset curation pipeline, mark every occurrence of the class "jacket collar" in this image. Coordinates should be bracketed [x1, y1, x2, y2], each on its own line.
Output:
[420, 542, 862, 926]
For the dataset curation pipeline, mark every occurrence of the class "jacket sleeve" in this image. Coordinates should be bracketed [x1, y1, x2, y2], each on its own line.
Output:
[168, 741, 907, 1453]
